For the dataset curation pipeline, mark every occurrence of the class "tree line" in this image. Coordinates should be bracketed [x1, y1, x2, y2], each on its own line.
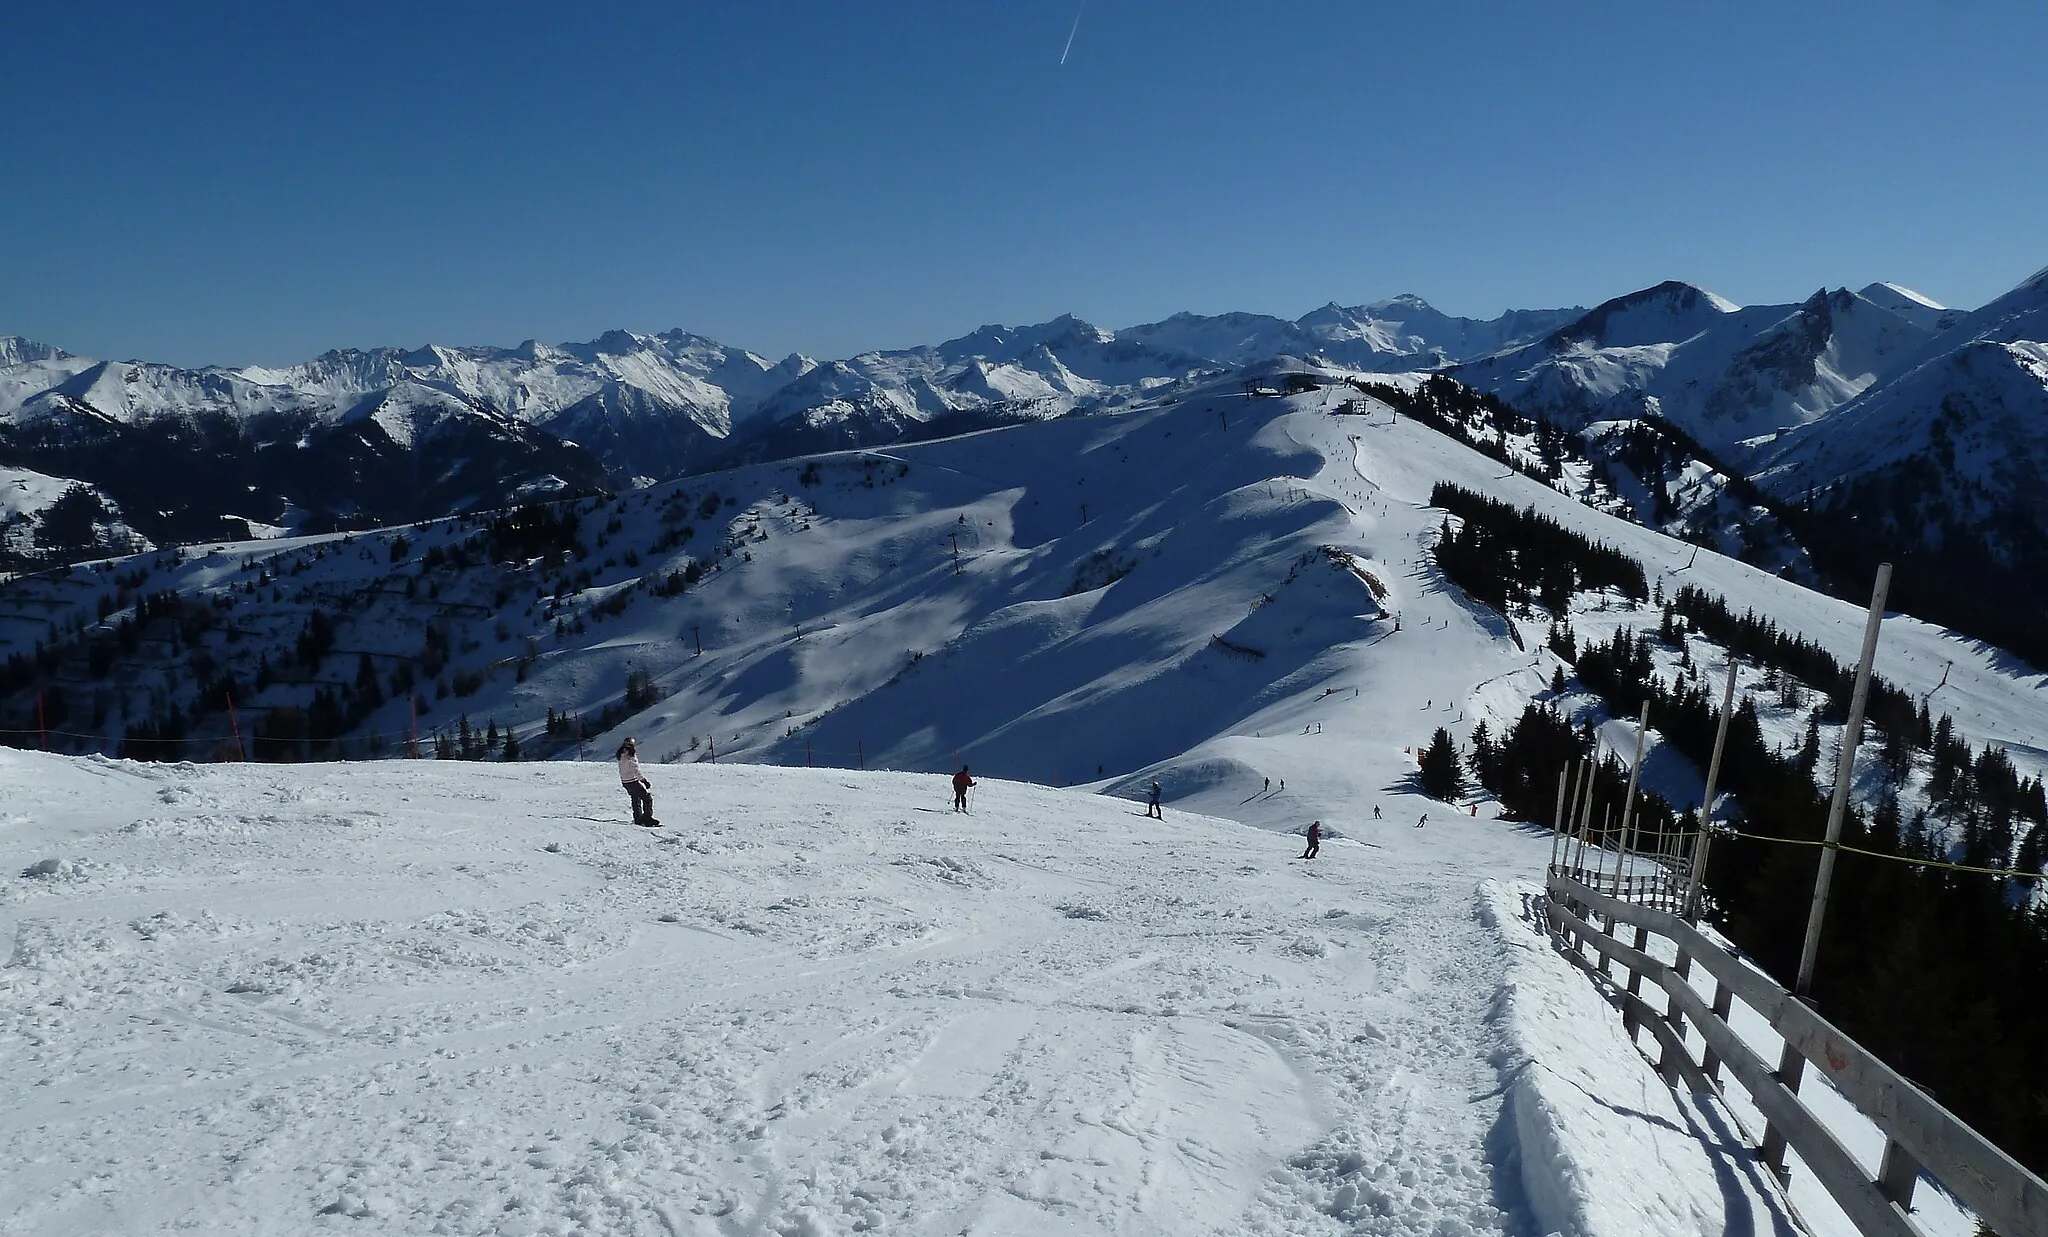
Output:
[1429, 489, 2048, 1174]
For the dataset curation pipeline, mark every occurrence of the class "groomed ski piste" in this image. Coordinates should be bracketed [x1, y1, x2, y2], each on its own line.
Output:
[6, 370, 2035, 1235]
[3, 751, 1797, 1237]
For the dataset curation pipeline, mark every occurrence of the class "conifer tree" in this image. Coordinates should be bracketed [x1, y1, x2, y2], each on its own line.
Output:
[1418, 728, 1465, 801]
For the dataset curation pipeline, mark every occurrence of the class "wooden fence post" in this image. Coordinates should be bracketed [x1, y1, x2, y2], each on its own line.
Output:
[1685, 658, 1739, 921]
[1669, 950, 1692, 1043]
[1627, 926, 1650, 999]
[1761, 1045, 1806, 1183]
[1877, 1139, 1921, 1211]
[1700, 980, 1733, 1086]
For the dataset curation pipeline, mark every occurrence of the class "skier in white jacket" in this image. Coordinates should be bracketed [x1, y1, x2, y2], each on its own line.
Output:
[617, 738, 657, 826]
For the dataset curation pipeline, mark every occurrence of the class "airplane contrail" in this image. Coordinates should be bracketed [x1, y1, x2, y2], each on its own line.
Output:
[1059, 0, 1088, 65]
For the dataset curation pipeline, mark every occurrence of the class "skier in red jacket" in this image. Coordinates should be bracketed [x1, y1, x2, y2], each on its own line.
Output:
[952, 766, 975, 812]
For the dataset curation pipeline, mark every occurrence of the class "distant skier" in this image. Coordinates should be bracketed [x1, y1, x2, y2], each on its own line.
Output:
[616, 738, 657, 827]
[1373, 805, 1381, 820]
[1300, 820, 1321, 860]
[1146, 780, 1163, 819]
[1264, 776, 1271, 793]
[1416, 813, 1428, 828]
[953, 766, 975, 812]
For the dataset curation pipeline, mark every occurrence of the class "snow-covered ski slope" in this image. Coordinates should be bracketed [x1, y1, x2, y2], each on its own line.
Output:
[5, 372, 2036, 1234]
[14, 364, 2039, 801]
[531, 368, 2047, 803]
[6, 751, 1809, 1237]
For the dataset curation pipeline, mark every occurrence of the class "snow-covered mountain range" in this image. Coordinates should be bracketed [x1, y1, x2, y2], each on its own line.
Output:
[0, 298, 1579, 563]
[1437, 264, 2048, 658]
[1755, 265, 2048, 524]
[9, 263, 2048, 666]
[1447, 281, 1946, 460]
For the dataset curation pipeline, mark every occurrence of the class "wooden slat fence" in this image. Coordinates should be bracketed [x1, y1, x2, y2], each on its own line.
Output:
[1544, 870, 2048, 1237]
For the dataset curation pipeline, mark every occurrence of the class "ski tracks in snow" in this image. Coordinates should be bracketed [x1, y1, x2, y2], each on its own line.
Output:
[3, 758, 1555, 1236]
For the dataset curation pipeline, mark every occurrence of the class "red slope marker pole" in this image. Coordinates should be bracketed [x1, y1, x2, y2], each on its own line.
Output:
[227, 693, 246, 761]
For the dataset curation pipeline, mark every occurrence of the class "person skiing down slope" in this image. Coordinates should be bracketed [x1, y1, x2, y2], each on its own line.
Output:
[953, 766, 975, 812]
[1146, 780, 1163, 819]
[617, 738, 657, 827]
[1300, 820, 1321, 860]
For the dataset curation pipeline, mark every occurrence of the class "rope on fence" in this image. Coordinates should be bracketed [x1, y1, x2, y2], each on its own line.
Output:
[1718, 828, 2046, 882]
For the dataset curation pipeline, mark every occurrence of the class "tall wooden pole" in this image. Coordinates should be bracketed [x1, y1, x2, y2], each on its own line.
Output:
[1619, 701, 1650, 892]
[1684, 658, 1740, 920]
[1795, 563, 1892, 997]
[1549, 765, 1573, 872]
[1589, 802, 1605, 888]
[1573, 757, 1597, 875]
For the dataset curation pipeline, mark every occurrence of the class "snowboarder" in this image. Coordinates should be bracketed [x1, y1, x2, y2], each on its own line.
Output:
[1146, 780, 1163, 819]
[617, 738, 657, 827]
[1300, 820, 1321, 860]
[953, 766, 975, 812]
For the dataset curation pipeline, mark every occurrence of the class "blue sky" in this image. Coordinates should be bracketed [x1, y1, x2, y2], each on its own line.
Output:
[4, 1, 2043, 367]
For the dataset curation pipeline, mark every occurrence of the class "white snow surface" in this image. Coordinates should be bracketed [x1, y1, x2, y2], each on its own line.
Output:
[10, 368, 2044, 801]
[0, 465, 79, 522]
[0, 466, 151, 564]
[1, 749, 1802, 1237]
[1856, 283, 1954, 333]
